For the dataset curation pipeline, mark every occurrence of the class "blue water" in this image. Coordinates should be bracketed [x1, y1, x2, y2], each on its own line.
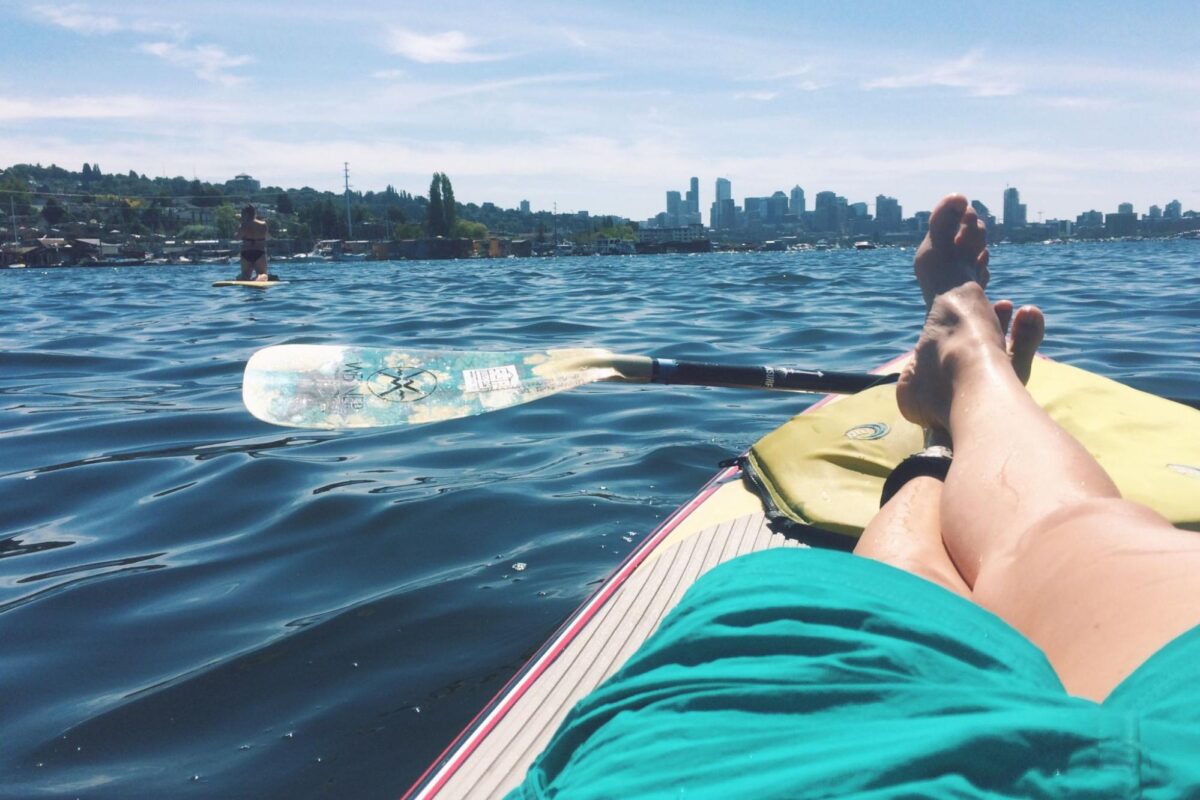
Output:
[1, 243, 1197, 799]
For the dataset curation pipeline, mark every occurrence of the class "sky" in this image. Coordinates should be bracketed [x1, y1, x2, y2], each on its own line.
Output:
[2, 0, 1198, 221]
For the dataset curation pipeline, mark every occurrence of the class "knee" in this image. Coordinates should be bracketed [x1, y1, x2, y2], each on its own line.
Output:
[971, 497, 1180, 616]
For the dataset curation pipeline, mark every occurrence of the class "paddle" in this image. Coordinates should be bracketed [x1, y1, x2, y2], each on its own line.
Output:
[242, 344, 900, 429]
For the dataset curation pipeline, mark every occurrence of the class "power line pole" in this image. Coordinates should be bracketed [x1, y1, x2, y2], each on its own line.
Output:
[343, 162, 353, 239]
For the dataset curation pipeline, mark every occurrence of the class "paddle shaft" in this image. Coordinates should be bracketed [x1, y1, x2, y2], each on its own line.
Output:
[648, 358, 900, 394]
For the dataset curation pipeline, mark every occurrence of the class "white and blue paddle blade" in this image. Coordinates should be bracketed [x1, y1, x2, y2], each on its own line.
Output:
[243, 344, 627, 429]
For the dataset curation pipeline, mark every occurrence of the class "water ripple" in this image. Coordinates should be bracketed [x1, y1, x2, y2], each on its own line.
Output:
[0, 244, 1196, 799]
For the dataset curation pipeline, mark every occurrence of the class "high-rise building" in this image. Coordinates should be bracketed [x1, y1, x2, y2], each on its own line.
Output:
[970, 199, 996, 229]
[1164, 199, 1182, 219]
[768, 191, 789, 223]
[712, 178, 733, 230]
[1148, 205, 1162, 219]
[1118, 202, 1134, 215]
[744, 197, 768, 221]
[1003, 187, 1027, 229]
[1105, 211, 1137, 237]
[519, 199, 531, 215]
[790, 185, 805, 216]
[666, 190, 683, 224]
[813, 191, 839, 233]
[716, 178, 731, 202]
[875, 195, 902, 232]
[687, 177, 700, 216]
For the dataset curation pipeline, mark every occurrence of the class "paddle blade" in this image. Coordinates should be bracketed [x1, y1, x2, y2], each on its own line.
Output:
[243, 344, 621, 429]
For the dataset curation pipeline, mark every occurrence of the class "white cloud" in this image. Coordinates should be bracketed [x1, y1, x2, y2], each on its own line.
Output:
[371, 69, 406, 80]
[385, 27, 501, 64]
[32, 3, 121, 35]
[373, 72, 604, 109]
[862, 50, 1019, 97]
[1036, 95, 1120, 110]
[735, 91, 779, 102]
[0, 94, 170, 120]
[139, 41, 253, 87]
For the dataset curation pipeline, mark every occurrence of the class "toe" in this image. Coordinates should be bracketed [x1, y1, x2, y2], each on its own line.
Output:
[955, 208, 987, 259]
[928, 194, 969, 250]
[993, 299, 1014, 337]
[1009, 305, 1046, 384]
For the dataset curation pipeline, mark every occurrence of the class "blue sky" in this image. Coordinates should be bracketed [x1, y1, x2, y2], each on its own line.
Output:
[3, 0, 1197, 221]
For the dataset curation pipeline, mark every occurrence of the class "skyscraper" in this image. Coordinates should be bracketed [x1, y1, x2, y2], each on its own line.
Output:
[970, 199, 995, 229]
[712, 178, 732, 229]
[716, 178, 731, 202]
[666, 190, 683, 225]
[1003, 187, 1027, 229]
[790, 185, 805, 215]
[875, 195, 902, 232]
[813, 191, 839, 233]
[687, 177, 700, 216]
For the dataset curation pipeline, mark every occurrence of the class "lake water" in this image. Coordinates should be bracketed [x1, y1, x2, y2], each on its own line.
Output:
[2, 242, 1197, 799]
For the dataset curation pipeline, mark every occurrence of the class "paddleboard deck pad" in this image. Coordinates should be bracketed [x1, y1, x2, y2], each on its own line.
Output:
[402, 354, 1200, 799]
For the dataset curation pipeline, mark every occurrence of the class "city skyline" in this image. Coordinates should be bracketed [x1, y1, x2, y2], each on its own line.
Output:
[3, 1, 1198, 221]
[648, 175, 1189, 232]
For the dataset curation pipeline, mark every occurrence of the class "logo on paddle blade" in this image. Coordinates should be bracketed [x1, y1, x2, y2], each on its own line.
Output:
[366, 367, 438, 403]
[844, 422, 889, 441]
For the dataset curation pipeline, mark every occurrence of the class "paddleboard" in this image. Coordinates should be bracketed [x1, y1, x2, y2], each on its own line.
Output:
[401, 353, 1200, 800]
[212, 280, 285, 288]
[399, 356, 901, 800]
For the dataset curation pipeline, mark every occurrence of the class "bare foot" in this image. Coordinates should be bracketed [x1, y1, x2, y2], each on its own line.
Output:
[897, 195, 1016, 430]
[913, 194, 990, 310]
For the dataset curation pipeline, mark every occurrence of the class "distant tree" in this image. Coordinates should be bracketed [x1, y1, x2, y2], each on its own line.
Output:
[276, 193, 293, 215]
[92, 163, 101, 176]
[452, 219, 487, 240]
[536, 220, 546, 243]
[427, 173, 446, 236]
[214, 203, 238, 238]
[394, 222, 422, 240]
[440, 173, 457, 233]
[0, 174, 34, 217]
[288, 220, 313, 250]
[81, 163, 93, 183]
[317, 198, 338, 237]
[41, 197, 66, 226]
[118, 200, 136, 225]
[387, 205, 405, 224]
[140, 203, 163, 231]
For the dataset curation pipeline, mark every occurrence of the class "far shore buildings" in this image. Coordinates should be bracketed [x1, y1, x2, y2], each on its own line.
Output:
[224, 173, 261, 196]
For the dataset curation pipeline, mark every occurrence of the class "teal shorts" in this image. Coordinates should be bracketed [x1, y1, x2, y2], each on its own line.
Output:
[509, 548, 1200, 798]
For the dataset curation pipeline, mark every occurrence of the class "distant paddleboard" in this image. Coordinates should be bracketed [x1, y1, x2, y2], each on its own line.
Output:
[213, 280, 285, 289]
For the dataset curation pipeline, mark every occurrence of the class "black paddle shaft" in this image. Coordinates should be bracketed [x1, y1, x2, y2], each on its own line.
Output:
[650, 358, 900, 395]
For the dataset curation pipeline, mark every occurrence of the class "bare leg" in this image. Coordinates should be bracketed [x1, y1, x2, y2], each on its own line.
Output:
[900, 194, 1200, 701]
[854, 475, 969, 596]
[855, 299, 1044, 598]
